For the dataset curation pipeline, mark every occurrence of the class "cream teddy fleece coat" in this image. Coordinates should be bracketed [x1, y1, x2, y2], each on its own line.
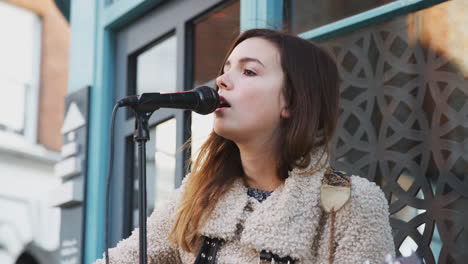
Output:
[94, 147, 395, 264]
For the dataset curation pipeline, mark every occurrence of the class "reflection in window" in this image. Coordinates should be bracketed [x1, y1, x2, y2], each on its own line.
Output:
[137, 35, 177, 94]
[284, 0, 395, 35]
[192, 0, 239, 88]
[191, 109, 214, 162]
[153, 118, 176, 210]
[132, 118, 176, 228]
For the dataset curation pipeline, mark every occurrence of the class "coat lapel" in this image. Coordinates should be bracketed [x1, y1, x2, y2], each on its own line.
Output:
[199, 147, 330, 261]
[241, 148, 329, 261]
[199, 178, 249, 241]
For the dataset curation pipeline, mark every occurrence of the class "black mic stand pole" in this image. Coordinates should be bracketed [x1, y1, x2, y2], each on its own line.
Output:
[116, 86, 218, 264]
[132, 108, 155, 264]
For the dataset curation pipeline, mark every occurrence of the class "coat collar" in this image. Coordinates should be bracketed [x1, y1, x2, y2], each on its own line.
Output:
[199, 146, 330, 260]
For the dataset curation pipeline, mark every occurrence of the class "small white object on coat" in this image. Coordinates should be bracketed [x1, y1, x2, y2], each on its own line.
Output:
[320, 185, 351, 213]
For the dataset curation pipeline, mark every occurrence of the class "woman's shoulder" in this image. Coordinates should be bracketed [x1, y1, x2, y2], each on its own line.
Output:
[346, 173, 390, 220]
[349, 174, 388, 206]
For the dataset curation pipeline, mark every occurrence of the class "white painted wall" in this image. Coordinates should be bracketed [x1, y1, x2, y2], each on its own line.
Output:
[0, 132, 61, 264]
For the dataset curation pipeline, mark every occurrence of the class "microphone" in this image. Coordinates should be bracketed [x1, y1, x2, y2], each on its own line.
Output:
[118, 86, 219, 115]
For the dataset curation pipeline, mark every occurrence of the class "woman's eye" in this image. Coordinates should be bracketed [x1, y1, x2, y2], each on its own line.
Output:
[243, 69, 256, 76]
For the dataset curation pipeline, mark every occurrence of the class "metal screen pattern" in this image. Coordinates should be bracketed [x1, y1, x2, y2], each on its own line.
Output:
[322, 15, 468, 264]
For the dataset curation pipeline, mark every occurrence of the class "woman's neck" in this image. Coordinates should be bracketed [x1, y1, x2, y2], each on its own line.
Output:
[236, 139, 284, 192]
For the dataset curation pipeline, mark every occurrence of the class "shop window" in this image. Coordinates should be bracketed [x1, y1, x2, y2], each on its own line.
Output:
[284, 0, 396, 35]
[136, 35, 177, 95]
[192, 0, 240, 88]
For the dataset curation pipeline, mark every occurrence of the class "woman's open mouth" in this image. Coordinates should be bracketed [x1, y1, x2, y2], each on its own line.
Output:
[217, 96, 231, 110]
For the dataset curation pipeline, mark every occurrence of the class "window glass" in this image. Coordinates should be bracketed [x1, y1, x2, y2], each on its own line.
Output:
[132, 118, 176, 227]
[152, 118, 177, 210]
[192, 0, 240, 88]
[137, 35, 177, 94]
[284, 0, 396, 35]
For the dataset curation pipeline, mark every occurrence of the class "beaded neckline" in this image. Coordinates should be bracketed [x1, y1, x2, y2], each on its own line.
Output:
[247, 187, 273, 203]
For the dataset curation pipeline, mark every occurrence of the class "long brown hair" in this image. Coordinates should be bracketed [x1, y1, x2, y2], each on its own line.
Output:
[168, 28, 340, 253]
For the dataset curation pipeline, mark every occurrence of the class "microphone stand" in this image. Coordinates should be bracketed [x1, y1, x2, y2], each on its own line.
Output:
[132, 107, 155, 264]
[114, 87, 218, 264]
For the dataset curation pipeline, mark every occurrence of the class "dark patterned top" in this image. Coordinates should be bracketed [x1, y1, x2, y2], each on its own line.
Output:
[247, 187, 272, 203]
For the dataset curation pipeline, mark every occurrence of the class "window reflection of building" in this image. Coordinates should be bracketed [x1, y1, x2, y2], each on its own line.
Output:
[192, 0, 240, 88]
[137, 35, 177, 95]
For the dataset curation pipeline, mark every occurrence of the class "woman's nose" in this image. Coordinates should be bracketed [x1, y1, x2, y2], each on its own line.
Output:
[216, 73, 232, 90]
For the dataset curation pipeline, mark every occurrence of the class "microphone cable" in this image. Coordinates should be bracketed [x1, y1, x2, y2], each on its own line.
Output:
[105, 103, 119, 264]
[104, 96, 139, 264]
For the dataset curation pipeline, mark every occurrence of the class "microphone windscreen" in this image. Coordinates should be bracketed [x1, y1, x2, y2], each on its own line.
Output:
[194, 86, 219, 115]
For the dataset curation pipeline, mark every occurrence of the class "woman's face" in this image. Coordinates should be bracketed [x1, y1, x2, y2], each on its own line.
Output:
[213, 37, 288, 144]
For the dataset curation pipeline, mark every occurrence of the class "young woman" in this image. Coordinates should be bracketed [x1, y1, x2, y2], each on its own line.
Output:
[95, 28, 395, 264]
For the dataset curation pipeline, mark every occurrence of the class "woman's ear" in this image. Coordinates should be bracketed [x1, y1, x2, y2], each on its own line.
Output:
[281, 107, 291, 118]
[279, 91, 291, 118]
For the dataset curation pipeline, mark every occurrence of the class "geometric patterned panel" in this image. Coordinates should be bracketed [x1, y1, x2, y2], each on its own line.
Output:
[321, 15, 468, 264]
